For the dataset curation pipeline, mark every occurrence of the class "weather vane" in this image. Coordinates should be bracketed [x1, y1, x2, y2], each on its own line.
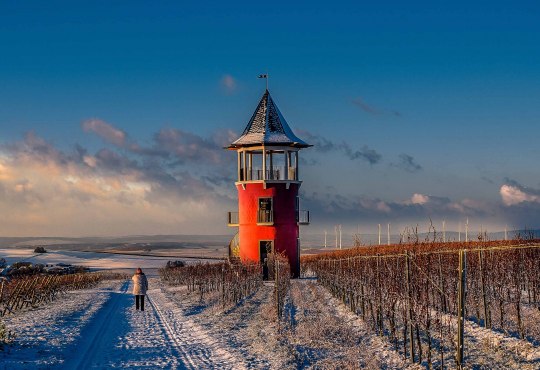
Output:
[258, 73, 268, 90]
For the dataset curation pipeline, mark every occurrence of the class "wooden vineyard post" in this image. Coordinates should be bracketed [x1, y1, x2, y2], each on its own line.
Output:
[221, 264, 226, 309]
[478, 250, 490, 328]
[361, 283, 366, 320]
[0, 279, 4, 317]
[438, 253, 447, 313]
[405, 251, 415, 362]
[275, 257, 280, 321]
[376, 255, 381, 335]
[516, 249, 525, 339]
[457, 249, 467, 369]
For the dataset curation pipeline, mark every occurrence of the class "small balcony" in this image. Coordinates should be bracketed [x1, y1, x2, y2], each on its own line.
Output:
[257, 210, 274, 225]
[297, 210, 310, 225]
[227, 212, 239, 226]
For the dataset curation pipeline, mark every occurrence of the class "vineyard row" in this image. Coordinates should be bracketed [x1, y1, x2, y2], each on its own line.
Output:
[160, 254, 291, 321]
[302, 242, 540, 368]
[0, 273, 108, 317]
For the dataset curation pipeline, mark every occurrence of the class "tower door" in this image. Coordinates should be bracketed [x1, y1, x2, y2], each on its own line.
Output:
[259, 240, 273, 280]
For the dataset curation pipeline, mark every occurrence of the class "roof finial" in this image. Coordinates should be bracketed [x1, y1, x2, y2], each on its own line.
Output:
[257, 73, 268, 91]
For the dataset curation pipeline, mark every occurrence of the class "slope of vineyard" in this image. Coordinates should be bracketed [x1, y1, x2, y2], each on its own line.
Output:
[302, 239, 540, 369]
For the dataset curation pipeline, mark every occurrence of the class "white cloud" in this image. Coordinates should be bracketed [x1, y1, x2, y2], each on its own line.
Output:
[220, 74, 237, 93]
[376, 201, 391, 212]
[83, 155, 97, 168]
[410, 193, 430, 205]
[82, 119, 127, 147]
[500, 184, 540, 206]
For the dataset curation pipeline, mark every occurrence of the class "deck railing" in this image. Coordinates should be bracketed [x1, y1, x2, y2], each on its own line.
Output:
[240, 167, 297, 181]
[227, 212, 239, 226]
[297, 210, 310, 225]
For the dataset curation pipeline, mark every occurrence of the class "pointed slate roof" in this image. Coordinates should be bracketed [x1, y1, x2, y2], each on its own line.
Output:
[228, 90, 311, 149]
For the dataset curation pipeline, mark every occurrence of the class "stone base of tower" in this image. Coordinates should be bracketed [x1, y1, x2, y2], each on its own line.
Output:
[237, 182, 301, 278]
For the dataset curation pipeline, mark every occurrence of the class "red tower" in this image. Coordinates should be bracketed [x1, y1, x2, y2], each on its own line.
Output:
[226, 89, 311, 278]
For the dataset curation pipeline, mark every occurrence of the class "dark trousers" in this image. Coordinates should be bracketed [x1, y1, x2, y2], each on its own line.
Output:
[135, 295, 145, 311]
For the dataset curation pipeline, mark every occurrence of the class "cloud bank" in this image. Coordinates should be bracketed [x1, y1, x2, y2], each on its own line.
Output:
[1, 122, 539, 236]
[0, 123, 237, 236]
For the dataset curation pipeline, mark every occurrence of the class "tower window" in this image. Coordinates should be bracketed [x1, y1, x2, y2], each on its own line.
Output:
[258, 197, 273, 224]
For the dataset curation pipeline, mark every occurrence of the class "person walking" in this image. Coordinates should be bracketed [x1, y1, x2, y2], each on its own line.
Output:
[132, 267, 148, 311]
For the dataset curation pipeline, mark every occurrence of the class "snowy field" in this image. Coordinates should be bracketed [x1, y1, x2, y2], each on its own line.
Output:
[0, 248, 195, 271]
[1, 249, 539, 369]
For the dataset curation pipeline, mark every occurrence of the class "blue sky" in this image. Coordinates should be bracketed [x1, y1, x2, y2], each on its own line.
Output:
[1, 1, 539, 236]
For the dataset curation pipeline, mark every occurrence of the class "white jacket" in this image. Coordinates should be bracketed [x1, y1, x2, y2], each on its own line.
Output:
[132, 273, 148, 295]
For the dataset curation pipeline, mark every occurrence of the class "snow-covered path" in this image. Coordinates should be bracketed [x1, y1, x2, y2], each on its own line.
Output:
[146, 287, 245, 370]
[2, 278, 243, 369]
